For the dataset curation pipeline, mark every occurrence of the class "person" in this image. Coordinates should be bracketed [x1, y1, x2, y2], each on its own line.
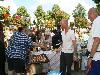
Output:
[0, 22, 5, 75]
[87, 7, 100, 75]
[8, 29, 13, 41]
[52, 29, 62, 50]
[60, 19, 77, 75]
[6, 26, 33, 75]
[40, 29, 52, 51]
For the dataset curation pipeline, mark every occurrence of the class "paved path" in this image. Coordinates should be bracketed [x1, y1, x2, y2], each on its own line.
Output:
[6, 62, 86, 75]
[72, 70, 86, 75]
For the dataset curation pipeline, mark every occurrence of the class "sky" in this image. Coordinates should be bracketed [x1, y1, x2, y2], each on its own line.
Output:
[0, 0, 96, 22]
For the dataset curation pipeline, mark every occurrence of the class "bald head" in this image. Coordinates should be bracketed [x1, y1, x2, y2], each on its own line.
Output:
[88, 7, 98, 22]
[60, 19, 68, 24]
[89, 7, 98, 15]
[60, 19, 68, 30]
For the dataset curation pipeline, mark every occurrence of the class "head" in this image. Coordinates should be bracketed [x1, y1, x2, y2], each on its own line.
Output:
[0, 22, 3, 31]
[18, 27, 24, 32]
[88, 7, 98, 22]
[53, 29, 57, 34]
[0, 22, 4, 42]
[60, 19, 68, 30]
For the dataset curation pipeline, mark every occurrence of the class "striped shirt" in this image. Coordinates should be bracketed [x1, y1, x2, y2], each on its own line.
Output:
[6, 31, 33, 60]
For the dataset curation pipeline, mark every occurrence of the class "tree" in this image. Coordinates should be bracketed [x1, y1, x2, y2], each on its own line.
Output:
[0, 6, 11, 26]
[16, 6, 29, 17]
[72, 3, 88, 28]
[34, 4, 70, 29]
[92, 0, 100, 15]
[13, 6, 31, 27]
[0, 6, 10, 20]
[34, 5, 46, 29]
[93, 0, 100, 4]
[46, 4, 70, 28]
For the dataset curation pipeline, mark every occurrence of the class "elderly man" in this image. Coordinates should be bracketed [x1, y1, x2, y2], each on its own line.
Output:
[60, 19, 77, 75]
[87, 7, 100, 75]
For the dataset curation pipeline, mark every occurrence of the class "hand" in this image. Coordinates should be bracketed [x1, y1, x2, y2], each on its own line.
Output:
[73, 56, 78, 61]
[33, 42, 38, 46]
[56, 47, 61, 53]
[56, 50, 60, 53]
[87, 58, 92, 72]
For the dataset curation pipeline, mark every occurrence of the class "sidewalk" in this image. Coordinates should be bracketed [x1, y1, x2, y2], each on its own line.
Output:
[72, 70, 86, 75]
[5, 62, 86, 75]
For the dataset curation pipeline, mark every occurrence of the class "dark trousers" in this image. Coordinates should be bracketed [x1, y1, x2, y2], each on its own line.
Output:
[60, 52, 73, 75]
[0, 51, 5, 75]
[74, 61, 79, 71]
[0, 61, 5, 75]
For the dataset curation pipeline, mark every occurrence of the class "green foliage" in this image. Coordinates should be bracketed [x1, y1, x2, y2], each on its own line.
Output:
[13, 6, 31, 27]
[96, 4, 100, 15]
[0, 6, 12, 26]
[92, 0, 100, 15]
[34, 4, 70, 29]
[93, 0, 100, 4]
[72, 3, 86, 18]
[51, 4, 70, 27]
[16, 6, 29, 17]
[0, 6, 10, 20]
[52, 4, 60, 13]
[34, 5, 46, 28]
[72, 3, 88, 28]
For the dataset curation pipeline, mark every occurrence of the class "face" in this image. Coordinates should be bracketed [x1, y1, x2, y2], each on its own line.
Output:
[60, 20, 68, 29]
[88, 10, 94, 22]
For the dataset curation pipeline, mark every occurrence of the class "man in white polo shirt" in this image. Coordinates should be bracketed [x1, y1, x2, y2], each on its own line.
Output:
[87, 7, 100, 75]
[60, 19, 77, 75]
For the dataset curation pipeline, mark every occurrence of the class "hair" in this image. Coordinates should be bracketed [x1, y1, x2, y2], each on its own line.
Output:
[0, 22, 4, 43]
[89, 7, 98, 16]
[60, 19, 69, 31]
[53, 29, 57, 34]
[0, 22, 3, 31]
[18, 27, 23, 32]
[60, 19, 68, 25]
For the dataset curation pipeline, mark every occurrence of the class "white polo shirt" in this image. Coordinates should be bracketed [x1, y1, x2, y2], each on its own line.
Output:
[87, 16, 100, 61]
[61, 29, 75, 53]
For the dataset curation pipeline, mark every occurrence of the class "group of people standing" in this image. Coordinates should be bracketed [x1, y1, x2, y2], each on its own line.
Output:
[59, 7, 100, 75]
[0, 7, 100, 75]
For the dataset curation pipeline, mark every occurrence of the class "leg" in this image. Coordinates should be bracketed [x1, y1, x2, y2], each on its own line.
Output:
[0, 60, 5, 75]
[14, 59, 26, 75]
[74, 61, 79, 71]
[67, 65, 72, 75]
[66, 53, 73, 75]
[0, 49, 5, 75]
[60, 52, 67, 75]
[7, 58, 14, 75]
[87, 60, 100, 75]
[16, 73, 21, 75]
[8, 71, 13, 75]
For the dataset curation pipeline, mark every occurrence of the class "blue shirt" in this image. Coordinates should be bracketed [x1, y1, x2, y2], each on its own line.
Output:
[6, 31, 33, 60]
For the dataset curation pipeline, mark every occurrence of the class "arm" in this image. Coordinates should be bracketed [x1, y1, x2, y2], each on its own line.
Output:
[87, 37, 100, 71]
[87, 19, 100, 71]
[90, 20, 100, 57]
[72, 39, 78, 59]
[72, 40, 77, 53]
[90, 37, 100, 58]
[70, 30, 77, 53]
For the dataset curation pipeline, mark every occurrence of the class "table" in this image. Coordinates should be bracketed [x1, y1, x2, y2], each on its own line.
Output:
[28, 50, 61, 75]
